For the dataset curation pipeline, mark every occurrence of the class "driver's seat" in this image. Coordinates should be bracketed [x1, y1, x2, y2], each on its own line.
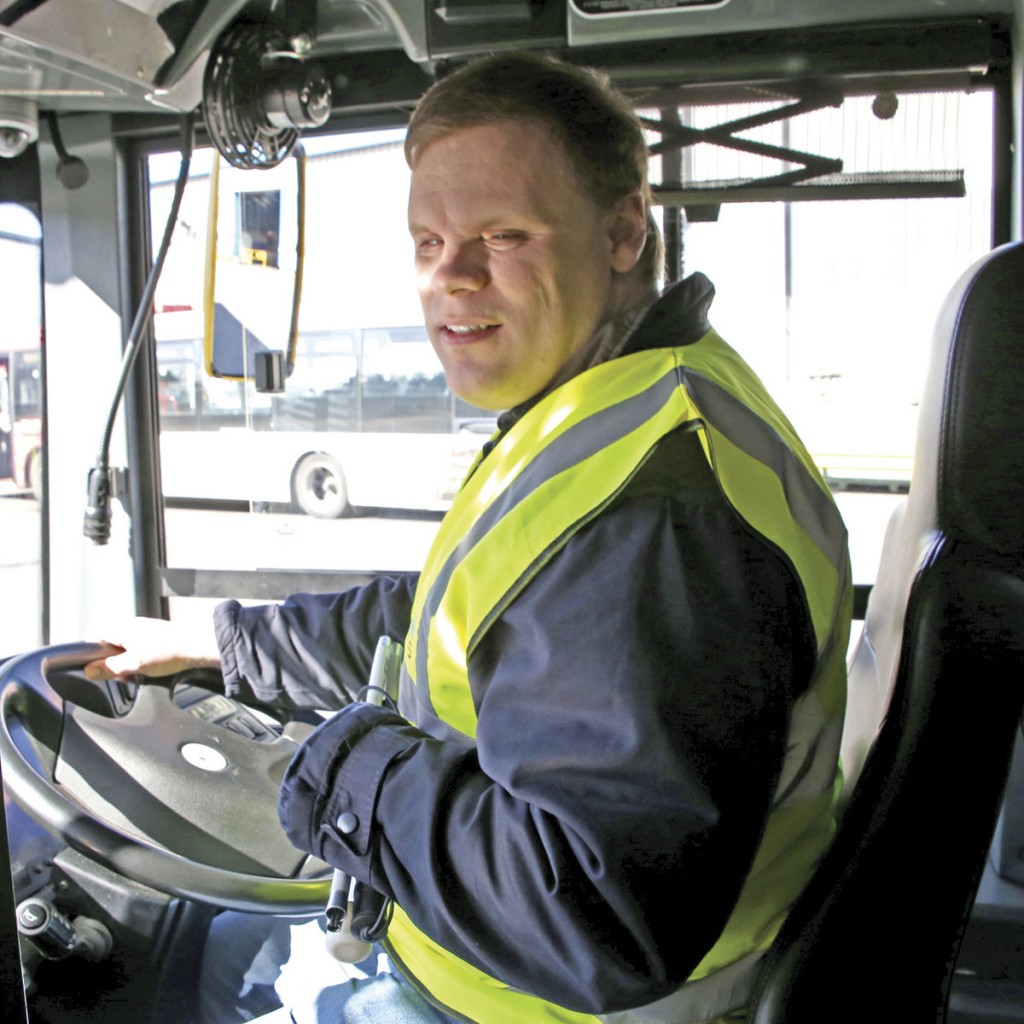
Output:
[749, 241, 1024, 1023]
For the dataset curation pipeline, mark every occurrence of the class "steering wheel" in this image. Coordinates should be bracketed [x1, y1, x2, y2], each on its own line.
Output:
[0, 641, 332, 913]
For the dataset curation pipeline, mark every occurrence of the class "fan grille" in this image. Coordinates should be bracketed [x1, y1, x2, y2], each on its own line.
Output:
[203, 20, 299, 170]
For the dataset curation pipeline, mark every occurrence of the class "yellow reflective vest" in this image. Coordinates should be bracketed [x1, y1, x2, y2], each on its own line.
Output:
[386, 328, 852, 1024]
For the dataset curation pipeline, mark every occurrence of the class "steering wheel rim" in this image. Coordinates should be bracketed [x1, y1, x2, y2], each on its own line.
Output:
[0, 641, 331, 914]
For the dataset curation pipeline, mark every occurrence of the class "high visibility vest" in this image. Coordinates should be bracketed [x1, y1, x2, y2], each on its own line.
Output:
[387, 331, 852, 1024]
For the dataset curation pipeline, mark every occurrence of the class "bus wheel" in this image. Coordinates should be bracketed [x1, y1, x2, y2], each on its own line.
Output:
[26, 447, 42, 501]
[293, 452, 348, 518]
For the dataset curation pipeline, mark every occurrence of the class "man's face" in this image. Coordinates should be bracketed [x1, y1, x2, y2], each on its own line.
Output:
[408, 119, 632, 410]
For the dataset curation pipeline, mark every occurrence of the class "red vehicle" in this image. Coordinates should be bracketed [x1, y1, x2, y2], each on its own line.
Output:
[0, 346, 43, 499]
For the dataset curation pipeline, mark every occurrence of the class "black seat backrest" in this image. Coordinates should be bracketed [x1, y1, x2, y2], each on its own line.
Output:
[749, 242, 1024, 1024]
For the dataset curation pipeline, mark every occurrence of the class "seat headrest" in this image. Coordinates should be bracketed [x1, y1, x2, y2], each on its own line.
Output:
[915, 242, 1024, 557]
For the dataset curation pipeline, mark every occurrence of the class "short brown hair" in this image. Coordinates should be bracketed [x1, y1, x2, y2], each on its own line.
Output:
[405, 52, 663, 282]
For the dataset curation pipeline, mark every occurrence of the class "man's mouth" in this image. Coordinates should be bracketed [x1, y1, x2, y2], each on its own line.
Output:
[440, 322, 501, 342]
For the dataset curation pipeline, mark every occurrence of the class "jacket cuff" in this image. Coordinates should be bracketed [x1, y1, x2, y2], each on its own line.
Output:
[213, 599, 243, 695]
[278, 703, 411, 870]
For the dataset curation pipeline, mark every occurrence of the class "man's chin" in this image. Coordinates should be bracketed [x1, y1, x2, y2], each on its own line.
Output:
[447, 373, 517, 413]
[444, 356, 551, 411]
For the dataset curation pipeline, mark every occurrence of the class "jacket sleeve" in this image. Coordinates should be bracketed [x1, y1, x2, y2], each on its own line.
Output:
[215, 573, 419, 709]
[277, 487, 817, 1015]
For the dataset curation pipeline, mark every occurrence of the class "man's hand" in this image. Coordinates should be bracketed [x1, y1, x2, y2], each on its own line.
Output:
[84, 616, 222, 681]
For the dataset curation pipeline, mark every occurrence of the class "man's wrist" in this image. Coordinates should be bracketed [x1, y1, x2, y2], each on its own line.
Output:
[278, 704, 412, 867]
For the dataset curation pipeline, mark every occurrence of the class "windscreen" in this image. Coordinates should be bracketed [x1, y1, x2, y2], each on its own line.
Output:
[146, 86, 993, 628]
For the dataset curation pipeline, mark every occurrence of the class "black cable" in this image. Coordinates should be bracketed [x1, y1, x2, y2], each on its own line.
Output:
[84, 111, 195, 544]
[363, 893, 394, 942]
[355, 685, 399, 713]
[44, 112, 90, 190]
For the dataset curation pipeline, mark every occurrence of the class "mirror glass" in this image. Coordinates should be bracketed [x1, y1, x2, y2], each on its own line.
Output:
[204, 150, 305, 380]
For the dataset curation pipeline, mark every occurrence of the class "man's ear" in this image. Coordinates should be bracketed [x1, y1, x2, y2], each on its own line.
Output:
[608, 192, 648, 274]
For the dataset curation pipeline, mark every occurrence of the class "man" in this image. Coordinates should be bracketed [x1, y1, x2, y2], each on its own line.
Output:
[89, 52, 851, 1024]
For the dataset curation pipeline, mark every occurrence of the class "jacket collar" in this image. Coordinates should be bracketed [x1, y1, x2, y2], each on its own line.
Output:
[492, 272, 716, 438]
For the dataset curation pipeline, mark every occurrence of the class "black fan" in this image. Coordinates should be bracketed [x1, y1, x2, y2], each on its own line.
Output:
[203, 18, 331, 170]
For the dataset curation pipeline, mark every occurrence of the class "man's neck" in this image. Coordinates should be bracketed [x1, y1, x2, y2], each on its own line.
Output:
[493, 284, 659, 438]
[546, 266, 658, 385]
[487, 272, 715, 447]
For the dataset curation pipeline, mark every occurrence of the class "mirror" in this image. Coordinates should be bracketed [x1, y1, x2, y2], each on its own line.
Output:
[203, 146, 305, 383]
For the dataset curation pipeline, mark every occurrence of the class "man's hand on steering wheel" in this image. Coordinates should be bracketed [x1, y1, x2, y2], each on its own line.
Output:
[0, 641, 331, 912]
[84, 615, 222, 682]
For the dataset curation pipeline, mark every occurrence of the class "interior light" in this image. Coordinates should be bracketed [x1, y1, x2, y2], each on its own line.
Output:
[0, 96, 39, 159]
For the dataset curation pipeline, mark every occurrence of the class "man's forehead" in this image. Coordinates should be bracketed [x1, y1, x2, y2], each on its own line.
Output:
[408, 146, 576, 234]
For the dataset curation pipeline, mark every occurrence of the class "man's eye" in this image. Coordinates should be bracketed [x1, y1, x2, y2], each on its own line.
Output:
[416, 237, 442, 253]
[485, 231, 525, 247]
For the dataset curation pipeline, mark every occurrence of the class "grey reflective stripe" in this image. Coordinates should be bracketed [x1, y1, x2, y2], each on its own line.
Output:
[414, 369, 682, 709]
[683, 371, 848, 580]
[599, 949, 764, 1024]
[397, 661, 477, 744]
[773, 694, 844, 808]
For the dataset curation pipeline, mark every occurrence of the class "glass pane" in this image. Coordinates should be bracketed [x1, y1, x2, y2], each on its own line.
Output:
[652, 89, 994, 584]
[151, 88, 994, 603]
[149, 131, 494, 599]
[0, 203, 44, 654]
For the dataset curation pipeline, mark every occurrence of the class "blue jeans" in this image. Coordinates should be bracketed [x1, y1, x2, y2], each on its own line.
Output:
[199, 912, 462, 1024]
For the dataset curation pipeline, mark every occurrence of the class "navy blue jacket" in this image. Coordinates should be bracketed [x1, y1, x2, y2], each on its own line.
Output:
[214, 276, 816, 1014]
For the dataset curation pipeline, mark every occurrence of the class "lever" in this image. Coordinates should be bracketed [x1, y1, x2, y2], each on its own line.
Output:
[323, 636, 401, 963]
[17, 896, 112, 961]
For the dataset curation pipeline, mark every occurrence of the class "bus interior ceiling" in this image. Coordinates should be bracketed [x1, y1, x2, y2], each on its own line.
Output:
[0, 0, 1023, 1022]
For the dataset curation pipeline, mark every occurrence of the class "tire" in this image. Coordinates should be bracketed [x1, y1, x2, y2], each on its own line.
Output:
[292, 452, 348, 518]
[26, 447, 42, 502]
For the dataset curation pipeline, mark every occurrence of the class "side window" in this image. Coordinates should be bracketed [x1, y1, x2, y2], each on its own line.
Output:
[148, 87, 994, 619]
[0, 203, 44, 651]
[149, 130, 493, 618]
[650, 88, 993, 586]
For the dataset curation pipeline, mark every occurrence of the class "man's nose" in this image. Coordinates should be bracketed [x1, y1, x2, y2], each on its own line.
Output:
[435, 241, 487, 293]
